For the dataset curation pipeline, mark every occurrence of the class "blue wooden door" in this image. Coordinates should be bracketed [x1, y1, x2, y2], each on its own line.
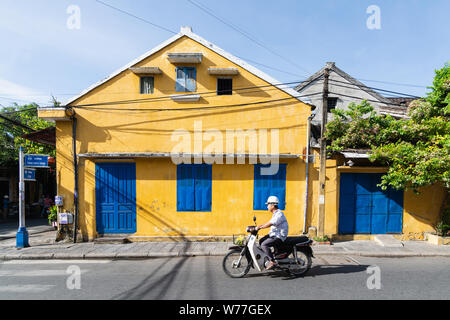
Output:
[339, 173, 403, 234]
[96, 163, 136, 234]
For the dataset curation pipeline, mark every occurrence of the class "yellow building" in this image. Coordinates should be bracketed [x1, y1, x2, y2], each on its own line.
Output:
[38, 27, 444, 242]
[39, 27, 314, 241]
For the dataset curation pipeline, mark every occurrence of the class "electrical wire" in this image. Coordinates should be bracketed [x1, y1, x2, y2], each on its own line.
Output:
[355, 78, 428, 89]
[327, 91, 412, 107]
[48, 77, 417, 111]
[0, 114, 36, 132]
[94, 0, 177, 35]
[326, 79, 420, 99]
[187, 0, 310, 75]
[23, 77, 419, 111]
[0, 107, 38, 115]
[234, 56, 307, 79]
[72, 92, 323, 112]
[39, 79, 308, 109]
[0, 121, 26, 135]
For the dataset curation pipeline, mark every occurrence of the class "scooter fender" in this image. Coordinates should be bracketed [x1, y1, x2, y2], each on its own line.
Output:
[228, 246, 254, 268]
[296, 245, 314, 258]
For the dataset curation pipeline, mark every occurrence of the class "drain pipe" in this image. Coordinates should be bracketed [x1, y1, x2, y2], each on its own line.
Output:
[303, 109, 316, 234]
[67, 108, 79, 243]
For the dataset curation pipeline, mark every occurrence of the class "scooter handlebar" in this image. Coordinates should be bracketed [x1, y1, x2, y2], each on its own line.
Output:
[246, 226, 258, 235]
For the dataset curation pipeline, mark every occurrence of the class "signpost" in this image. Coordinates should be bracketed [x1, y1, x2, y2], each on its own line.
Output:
[16, 147, 29, 248]
[24, 154, 49, 168]
[24, 169, 36, 181]
[16, 150, 49, 248]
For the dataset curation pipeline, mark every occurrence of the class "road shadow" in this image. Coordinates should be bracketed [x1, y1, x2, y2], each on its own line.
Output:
[111, 242, 194, 300]
[245, 264, 370, 280]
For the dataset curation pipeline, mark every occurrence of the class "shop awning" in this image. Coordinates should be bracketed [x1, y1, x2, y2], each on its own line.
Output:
[21, 126, 56, 146]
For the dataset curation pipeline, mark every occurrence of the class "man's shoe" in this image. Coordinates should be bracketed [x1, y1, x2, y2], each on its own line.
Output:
[266, 261, 277, 270]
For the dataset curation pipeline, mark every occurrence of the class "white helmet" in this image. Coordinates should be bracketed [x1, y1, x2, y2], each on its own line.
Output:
[265, 196, 279, 205]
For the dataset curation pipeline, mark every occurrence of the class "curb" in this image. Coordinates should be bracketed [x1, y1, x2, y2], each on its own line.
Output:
[2, 251, 450, 261]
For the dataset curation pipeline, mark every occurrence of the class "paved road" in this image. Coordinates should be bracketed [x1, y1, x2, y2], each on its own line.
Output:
[0, 255, 449, 300]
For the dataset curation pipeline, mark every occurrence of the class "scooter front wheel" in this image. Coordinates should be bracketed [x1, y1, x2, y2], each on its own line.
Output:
[222, 249, 251, 278]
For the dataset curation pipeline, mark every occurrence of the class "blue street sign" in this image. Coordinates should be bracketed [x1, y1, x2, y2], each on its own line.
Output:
[24, 168, 36, 181]
[24, 154, 48, 168]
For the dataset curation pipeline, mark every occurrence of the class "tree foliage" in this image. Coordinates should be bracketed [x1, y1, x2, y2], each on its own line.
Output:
[325, 63, 450, 193]
[0, 103, 55, 166]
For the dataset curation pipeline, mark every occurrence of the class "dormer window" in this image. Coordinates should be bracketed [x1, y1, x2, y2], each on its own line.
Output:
[217, 78, 232, 95]
[176, 67, 196, 92]
[140, 76, 154, 94]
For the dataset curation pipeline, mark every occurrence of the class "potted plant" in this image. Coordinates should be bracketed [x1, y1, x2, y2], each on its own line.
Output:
[48, 205, 58, 230]
[313, 235, 332, 245]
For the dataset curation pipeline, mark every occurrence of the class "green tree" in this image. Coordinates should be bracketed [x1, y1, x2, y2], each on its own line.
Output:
[0, 103, 55, 166]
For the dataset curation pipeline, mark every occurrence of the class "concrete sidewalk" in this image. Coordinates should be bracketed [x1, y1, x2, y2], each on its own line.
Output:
[1, 230, 450, 260]
[0, 218, 54, 240]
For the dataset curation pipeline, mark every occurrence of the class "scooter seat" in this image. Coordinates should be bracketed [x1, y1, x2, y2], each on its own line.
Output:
[284, 236, 311, 246]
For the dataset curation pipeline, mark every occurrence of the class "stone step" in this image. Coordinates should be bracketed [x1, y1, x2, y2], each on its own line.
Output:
[94, 235, 131, 244]
[374, 235, 404, 248]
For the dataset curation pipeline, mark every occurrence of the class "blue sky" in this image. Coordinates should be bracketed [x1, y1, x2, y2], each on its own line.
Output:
[0, 0, 449, 107]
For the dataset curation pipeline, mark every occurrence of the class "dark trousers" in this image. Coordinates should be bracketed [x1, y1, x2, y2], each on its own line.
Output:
[259, 235, 283, 262]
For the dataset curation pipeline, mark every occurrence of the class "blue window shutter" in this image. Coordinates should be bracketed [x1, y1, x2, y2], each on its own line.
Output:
[270, 164, 286, 210]
[194, 164, 212, 211]
[253, 164, 286, 210]
[185, 67, 196, 92]
[177, 165, 195, 211]
[253, 165, 270, 210]
[175, 67, 186, 92]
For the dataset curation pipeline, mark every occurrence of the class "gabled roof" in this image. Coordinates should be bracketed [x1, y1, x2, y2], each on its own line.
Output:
[65, 26, 308, 106]
[294, 62, 392, 105]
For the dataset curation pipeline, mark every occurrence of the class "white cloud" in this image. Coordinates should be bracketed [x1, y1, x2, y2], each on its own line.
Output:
[0, 78, 50, 106]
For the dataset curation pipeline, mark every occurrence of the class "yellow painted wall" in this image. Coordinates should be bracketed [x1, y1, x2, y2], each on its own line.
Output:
[47, 35, 311, 240]
[76, 159, 307, 239]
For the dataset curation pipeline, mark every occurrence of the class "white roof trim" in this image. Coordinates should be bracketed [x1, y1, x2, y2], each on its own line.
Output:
[64, 28, 307, 106]
[77, 152, 300, 159]
[341, 152, 370, 159]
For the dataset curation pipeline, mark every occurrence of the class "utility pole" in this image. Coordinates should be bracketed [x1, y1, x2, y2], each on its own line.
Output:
[16, 146, 29, 248]
[317, 67, 330, 237]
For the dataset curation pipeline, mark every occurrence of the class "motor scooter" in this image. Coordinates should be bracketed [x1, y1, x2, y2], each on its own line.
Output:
[223, 215, 314, 278]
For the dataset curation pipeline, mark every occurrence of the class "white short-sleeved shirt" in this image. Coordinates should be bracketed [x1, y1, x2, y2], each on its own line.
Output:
[269, 209, 289, 241]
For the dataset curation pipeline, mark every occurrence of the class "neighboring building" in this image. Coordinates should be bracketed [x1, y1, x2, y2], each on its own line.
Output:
[295, 62, 412, 128]
[297, 63, 444, 240]
[38, 28, 443, 241]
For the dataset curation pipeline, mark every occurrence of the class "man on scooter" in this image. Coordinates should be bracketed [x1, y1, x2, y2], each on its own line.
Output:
[255, 196, 289, 270]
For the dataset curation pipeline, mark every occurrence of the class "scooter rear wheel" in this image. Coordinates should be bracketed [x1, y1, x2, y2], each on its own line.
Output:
[286, 250, 312, 277]
[222, 249, 251, 278]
